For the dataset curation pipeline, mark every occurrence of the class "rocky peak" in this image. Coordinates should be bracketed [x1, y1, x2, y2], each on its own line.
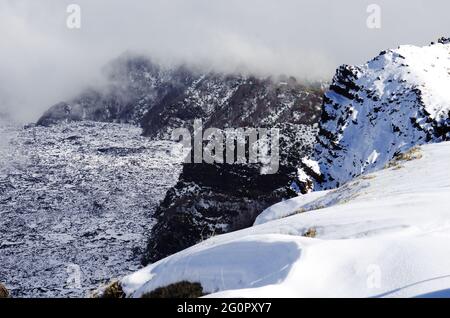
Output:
[37, 55, 324, 139]
[299, 41, 450, 191]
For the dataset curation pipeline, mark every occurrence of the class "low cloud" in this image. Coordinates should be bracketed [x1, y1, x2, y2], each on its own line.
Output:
[0, 0, 449, 122]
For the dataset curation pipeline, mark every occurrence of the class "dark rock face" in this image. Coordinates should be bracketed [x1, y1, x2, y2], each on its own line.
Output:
[142, 74, 322, 139]
[143, 123, 319, 264]
[37, 54, 324, 265]
[145, 164, 295, 263]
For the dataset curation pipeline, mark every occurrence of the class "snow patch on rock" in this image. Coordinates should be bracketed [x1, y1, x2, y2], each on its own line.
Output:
[309, 42, 450, 189]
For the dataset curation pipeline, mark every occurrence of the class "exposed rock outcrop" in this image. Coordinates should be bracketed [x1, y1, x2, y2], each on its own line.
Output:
[0, 283, 9, 298]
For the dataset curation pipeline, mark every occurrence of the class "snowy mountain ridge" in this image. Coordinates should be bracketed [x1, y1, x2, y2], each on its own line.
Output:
[38, 54, 323, 139]
[300, 40, 450, 190]
[116, 40, 450, 299]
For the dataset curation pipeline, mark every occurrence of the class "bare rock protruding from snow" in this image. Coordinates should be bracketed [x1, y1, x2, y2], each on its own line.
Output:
[437, 37, 450, 45]
[303, 41, 450, 190]
[0, 283, 9, 298]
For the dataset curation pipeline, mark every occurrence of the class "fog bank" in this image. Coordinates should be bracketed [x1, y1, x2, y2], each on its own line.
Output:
[0, 0, 448, 122]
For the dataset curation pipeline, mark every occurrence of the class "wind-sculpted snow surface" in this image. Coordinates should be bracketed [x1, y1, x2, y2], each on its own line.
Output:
[305, 41, 450, 190]
[122, 142, 450, 298]
[0, 122, 184, 297]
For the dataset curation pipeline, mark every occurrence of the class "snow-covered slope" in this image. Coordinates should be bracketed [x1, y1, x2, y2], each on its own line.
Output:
[302, 40, 450, 190]
[0, 122, 185, 297]
[121, 142, 450, 298]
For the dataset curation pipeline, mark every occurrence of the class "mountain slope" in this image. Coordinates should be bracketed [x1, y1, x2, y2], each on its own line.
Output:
[37, 55, 323, 139]
[36, 53, 324, 266]
[300, 40, 450, 190]
[122, 141, 450, 298]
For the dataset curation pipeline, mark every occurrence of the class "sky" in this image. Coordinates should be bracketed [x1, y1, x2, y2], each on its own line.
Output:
[0, 0, 449, 122]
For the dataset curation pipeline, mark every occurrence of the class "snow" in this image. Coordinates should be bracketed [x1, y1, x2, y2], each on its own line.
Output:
[0, 122, 185, 297]
[397, 44, 450, 120]
[366, 150, 379, 165]
[254, 190, 329, 226]
[122, 142, 450, 298]
[297, 167, 311, 183]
